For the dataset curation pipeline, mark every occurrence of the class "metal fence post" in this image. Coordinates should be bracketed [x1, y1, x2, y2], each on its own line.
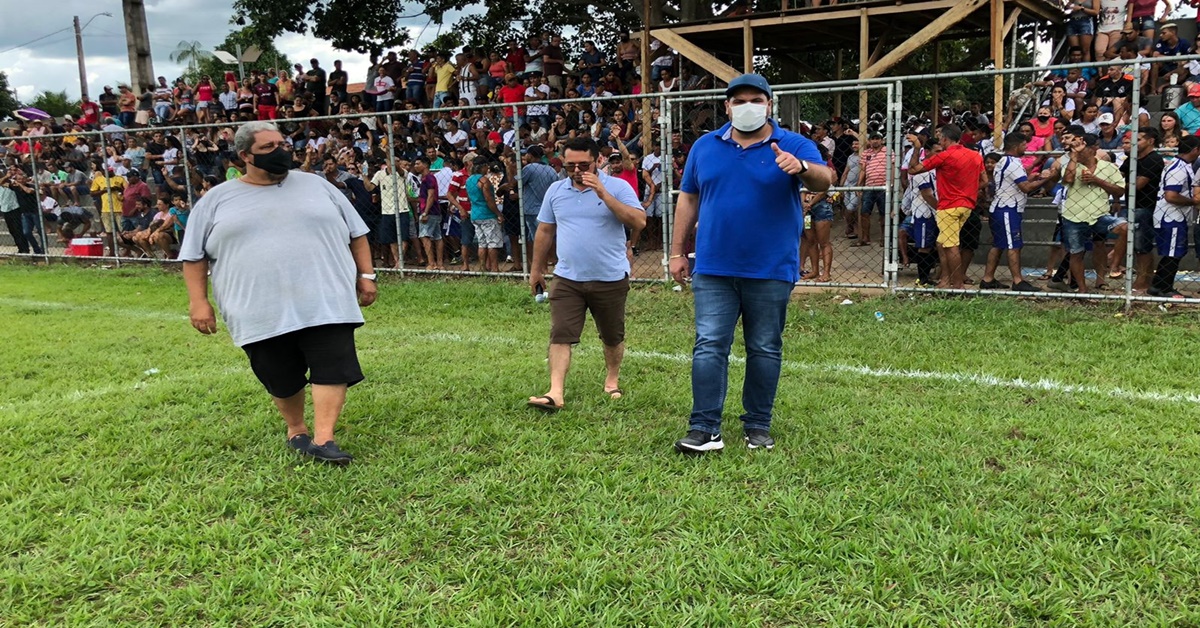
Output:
[180, 132, 196, 211]
[97, 131, 120, 267]
[1125, 63, 1141, 310]
[515, 122, 528, 281]
[660, 97, 672, 283]
[28, 152, 49, 261]
[384, 113, 406, 279]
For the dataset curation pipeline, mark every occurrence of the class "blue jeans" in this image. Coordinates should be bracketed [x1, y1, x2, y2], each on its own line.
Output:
[689, 274, 795, 435]
[20, 212, 44, 254]
[860, 189, 887, 215]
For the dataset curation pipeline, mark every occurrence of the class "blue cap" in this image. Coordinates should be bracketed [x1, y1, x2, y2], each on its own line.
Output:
[725, 73, 773, 100]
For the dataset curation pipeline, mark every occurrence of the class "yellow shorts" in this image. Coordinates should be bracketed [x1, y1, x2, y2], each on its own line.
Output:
[935, 207, 971, 248]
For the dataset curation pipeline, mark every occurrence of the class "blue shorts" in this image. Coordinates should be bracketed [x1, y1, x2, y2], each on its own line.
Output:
[860, 189, 887, 215]
[989, 206, 1024, 250]
[1157, 220, 1189, 258]
[1066, 17, 1094, 37]
[460, 215, 476, 247]
[1062, 215, 1126, 254]
[810, 201, 834, 223]
[377, 215, 399, 245]
[418, 214, 443, 240]
[908, 216, 937, 249]
[1132, 16, 1156, 33]
[442, 212, 461, 239]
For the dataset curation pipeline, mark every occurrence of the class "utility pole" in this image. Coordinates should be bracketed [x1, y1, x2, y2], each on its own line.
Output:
[74, 16, 89, 102]
[122, 0, 155, 92]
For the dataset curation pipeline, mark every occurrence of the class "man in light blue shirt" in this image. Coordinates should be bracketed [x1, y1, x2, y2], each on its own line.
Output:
[515, 145, 560, 270]
[526, 137, 645, 413]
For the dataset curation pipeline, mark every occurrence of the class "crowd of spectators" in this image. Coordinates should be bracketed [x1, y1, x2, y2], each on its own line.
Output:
[4, 19, 1200, 296]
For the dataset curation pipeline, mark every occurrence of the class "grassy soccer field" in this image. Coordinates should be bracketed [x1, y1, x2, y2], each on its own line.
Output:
[2, 263, 1200, 625]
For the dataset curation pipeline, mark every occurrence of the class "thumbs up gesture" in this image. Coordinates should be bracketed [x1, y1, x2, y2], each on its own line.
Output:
[773, 142, 805, 175]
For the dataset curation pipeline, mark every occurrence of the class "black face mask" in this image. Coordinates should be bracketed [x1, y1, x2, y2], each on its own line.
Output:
[251, 147, 292, 175]
[1037, 115, 1050, 122]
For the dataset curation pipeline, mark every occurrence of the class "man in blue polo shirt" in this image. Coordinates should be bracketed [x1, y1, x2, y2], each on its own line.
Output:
[527, 137, 645, 412]
[668, 73, 835, 454]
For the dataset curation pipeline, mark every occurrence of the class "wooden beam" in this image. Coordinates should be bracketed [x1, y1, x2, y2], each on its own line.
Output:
[859, 0, 989, 79]
[665, 0, 961, 35]
[1010, 0, 1062, 24]
[1003, 7, 1022, 38]
[992, 0, 1004, 143]
[650, 27, 741, 83]
[859, 8, 869, 143]
[743, 19, 753, 74]
[868, 32, 889, 68]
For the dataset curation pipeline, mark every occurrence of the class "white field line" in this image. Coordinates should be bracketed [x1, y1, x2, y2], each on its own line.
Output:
[3, 300, 1199, 409]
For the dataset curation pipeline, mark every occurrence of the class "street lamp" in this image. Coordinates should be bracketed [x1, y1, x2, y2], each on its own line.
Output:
[74, 12, 113, 102]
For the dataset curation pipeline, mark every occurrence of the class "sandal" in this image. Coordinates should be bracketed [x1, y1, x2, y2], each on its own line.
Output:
[604, 388, 624, 400]
[527, 395, 561, 413]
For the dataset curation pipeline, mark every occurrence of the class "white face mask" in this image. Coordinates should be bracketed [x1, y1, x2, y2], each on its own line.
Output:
[731, 102, 769, 133]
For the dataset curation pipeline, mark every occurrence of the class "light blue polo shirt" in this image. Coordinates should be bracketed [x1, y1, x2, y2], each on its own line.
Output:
[537, 171, 642, 282]
[680, 120, 824, 283]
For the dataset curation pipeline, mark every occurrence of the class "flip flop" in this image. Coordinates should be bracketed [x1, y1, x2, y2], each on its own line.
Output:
[604, 388, 624, 400]
[527, 396, 561, 413]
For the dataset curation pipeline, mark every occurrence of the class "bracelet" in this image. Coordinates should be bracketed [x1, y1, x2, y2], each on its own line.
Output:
[669, 254, 685, 259]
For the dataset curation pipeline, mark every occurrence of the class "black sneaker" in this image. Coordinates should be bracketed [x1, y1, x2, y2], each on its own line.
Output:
[287, 433, 316, 456]
[979, 279, 1008, 290]
[311, 440, 354, 465]
[1047, 280, 1070, 292]
[744, 429, 775, 450]
[674, 430, 724, 454]
[1012, 281, 1040, 293]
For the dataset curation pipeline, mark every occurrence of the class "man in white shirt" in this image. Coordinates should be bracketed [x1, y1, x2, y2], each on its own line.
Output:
[371, 66, 395, 112]
[443, 119, 469, 149]
[525, 76, 552, 127]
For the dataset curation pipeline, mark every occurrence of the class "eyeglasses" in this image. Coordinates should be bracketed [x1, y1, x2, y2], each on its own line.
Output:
[564, 162, 592, 171]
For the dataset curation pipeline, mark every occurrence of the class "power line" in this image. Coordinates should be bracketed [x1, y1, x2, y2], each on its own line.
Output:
[0, 25, 74, 55]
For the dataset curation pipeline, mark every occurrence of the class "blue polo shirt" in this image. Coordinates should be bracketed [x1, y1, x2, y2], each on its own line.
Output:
[537, 171, 642, 282]
[680, 120, 824, 283]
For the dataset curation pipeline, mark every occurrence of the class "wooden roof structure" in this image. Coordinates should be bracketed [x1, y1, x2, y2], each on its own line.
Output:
[651, 0, 1063, 83]
[649, 0, 1062, 137]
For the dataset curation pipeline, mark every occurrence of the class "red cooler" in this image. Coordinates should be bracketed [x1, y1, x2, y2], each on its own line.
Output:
[67, 238, 104, 257]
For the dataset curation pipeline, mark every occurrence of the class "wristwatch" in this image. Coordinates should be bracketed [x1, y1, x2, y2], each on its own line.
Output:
[359, 273, 377, 281]
[798, 160, 809, 174]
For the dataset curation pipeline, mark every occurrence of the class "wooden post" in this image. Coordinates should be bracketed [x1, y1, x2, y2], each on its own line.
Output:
[743, 19, 754, 74]
[991, 0, 1004, 143]
[932, 42, 940, 128]
[859, 8, 869, 142]
[834, 50, 844, 117]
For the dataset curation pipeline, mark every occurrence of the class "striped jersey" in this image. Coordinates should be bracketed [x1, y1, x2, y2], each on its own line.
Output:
[910, 171, 937, 219]
[1154, 158, 1196, 225]
[990, 155, 1029, 213]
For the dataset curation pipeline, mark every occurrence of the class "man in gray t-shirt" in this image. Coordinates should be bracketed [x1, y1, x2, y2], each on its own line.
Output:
[180, 122, 377, 465]
[526, 137, 645, 414]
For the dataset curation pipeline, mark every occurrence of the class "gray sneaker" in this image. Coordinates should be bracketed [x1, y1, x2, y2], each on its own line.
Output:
[744, 429, 775, 450]
[1046, 280, 1070, 292]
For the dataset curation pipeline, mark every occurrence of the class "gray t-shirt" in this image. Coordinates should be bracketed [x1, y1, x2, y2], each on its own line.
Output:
[537, 171, 642, 282]
[178, 171, 371, 347]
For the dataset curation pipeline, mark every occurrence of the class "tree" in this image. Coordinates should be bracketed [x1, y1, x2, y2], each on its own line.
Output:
[169, 40, 214, 80]
[191, 28, 295, 84]
[0, 72, 20, 121]
[27, 90, 79, 117]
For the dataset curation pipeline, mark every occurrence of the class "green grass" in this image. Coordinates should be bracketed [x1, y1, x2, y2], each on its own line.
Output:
[3, 263, 1200, 625]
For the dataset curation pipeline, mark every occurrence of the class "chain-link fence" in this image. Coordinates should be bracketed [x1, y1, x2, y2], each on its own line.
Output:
[10, 53, 1200, 306]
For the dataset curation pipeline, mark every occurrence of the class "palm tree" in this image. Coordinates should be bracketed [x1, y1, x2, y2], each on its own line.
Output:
[169, 40, 213, 79]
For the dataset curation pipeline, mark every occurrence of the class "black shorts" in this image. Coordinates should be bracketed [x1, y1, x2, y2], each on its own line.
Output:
[502, 204, 521, 237]
[959, 211, 982, 251]
[242, 323, 364, 398]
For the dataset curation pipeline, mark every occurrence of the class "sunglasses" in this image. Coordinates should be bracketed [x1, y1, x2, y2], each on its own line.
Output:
[564, 161, 593, 171]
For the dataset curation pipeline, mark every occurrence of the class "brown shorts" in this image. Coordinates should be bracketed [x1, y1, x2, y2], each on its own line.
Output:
[549, 275, 630, 346]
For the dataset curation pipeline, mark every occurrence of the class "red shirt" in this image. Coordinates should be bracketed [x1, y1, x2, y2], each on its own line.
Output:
[447, 168, 471, 213]
[498, 85, 525, 117]
[612, 167, 639, 201]
[921, 144, 984, 211]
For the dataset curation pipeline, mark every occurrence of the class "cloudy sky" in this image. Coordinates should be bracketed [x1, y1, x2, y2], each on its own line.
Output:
[0, 0, 466, 102]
